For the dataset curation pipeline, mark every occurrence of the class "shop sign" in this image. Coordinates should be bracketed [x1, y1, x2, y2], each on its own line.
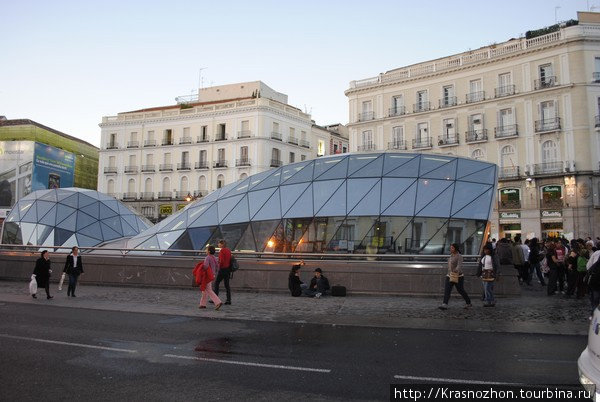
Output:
[541, 210, 562, 218]
[500, 189, 519, 195]
[500, 212, 520, 219]
[542, 186, 561, 193]
[159, 204, 173, 215]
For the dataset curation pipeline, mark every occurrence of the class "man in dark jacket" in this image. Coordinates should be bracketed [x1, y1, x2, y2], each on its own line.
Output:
[64, 246, 84, 297]
[496, 238, 514, 272]
[304, 268, 330, 298]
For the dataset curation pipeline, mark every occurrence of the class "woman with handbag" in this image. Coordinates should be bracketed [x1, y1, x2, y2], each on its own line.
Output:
[198, 245, 223, 310]
[476, 244, 499, 307]
[32, 250, 53, 299]
[439, 243, 471, 310]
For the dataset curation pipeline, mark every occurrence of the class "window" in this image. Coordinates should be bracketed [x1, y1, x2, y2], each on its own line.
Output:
[127, 179, 135, 193]
[392, 126, 404, 144]
[273, 122, 280, 133]
[239, 173, 248, 181]
[289, 152, 295, 163]
[301, 131, 307, 140]
[343, 146, 347, 153]
[301, 155, 306, 161]
[500, 145, 515, 168]
[130, 132, 138, 141]
[183, 127, 190, 137]
[107, 179, 115, 194]
[164, 129, 173, 144]
[240, 146, 248, 160]
[595, 58, 600, 82]
[217, 174, 225, 189]
[391, 95, 404, 114]
[146, 154, 154, 165]
[241, 120, 249, 131]
[144, 178, 152, 193]
[201, 126, 208, 141]
[416, 90, 428, 110]
[317, 140, 325, 156]
[199, 175, 207, 191]
[147, 130, 154, 140]
[199, 150, 207, 163]
[162, 177, 170, 192]
[499, 108, 514, 127]
[361, 130, 373, 149]
[471, 149, 485, 160]
[539, 64, 554, 84]
[164, 153, 171, 164]
[540, 101, 556, 121]
[442, 118, 456, 139]
[181, 151, 189, 164]
[180, 176, 188, 192]
[468, 79, 483, 102]
[470, 79, 482, 93]
[128, 155, 136, 166]
[362, 101, 372, 113]
[218, 148, 225, 162]
[442, 85, 454, 106]
[417, 122, 428, 141]
[469, 114, 484, 134]
[218, 124, 226, 135]
[109, 133, 117, 147]
[109, 156, 116, 167]
[289, 127, 295, 138]
[542, 140, 558, 163]
[271, 148, 281, 161]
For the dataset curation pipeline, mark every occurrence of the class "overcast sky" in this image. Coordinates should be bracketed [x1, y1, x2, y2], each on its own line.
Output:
[0, 0, 595, 147]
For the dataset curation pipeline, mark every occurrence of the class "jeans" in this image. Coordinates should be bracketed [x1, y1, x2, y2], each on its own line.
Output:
[67, 274, 79, 296]
[483, 281, 495, 304]
[530, 262, 545, 285]
[442, 276, 471, 305]
[590, 289, 600, 317]
[547, 268, 560, 295]
[214, 268, 231, 302]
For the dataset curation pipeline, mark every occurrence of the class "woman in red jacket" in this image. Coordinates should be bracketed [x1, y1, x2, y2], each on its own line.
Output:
[198, 245, 222, 310]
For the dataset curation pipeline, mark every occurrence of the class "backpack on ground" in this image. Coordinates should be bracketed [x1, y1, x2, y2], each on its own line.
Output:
[577, 256, 589, 273]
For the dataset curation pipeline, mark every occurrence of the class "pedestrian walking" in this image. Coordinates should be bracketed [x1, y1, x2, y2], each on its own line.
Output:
[439, 243, 472, 310]
[63, 246, 84, 297]
[555, 239, 567, 293]
[476, 244, 499, 307]
[528, 238, 546, 286]
[214, 239, 232, 305]
[546, 241, 560, 296]
[511, 236, 527, 285]
[32, 250, 53, 299]
[199, 245, 222, 310]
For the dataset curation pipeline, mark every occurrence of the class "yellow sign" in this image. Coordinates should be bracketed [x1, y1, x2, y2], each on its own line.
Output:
[159, 205, 173, 215]
[177, 204, 186, 211]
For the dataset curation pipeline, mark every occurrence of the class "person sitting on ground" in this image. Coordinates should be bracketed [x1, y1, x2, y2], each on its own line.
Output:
[303, 268, 330, 298]
[288, 261, 305, 297]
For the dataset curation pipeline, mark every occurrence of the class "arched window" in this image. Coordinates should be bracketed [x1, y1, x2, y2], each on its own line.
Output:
[107, 179, 115, 195]
[500, 145, 514, 168]
[144, 178, 152, 193]
[198, 175, 207, 191]
[471, 149, 484, 160]
[162, 177, 170, 192]
[180, 176, 188, 192]
[217, 174, 225, 189]
[239, 173, 248, 181]
[542, 140, 558, 163]
[127, 178, 135, 193]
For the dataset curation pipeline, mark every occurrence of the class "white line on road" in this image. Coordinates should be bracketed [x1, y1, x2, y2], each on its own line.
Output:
[0, 333, 137, 354]
[393, 374, 524, 386]
[517, 358, 574, 364]
[164, 353, 331, 373]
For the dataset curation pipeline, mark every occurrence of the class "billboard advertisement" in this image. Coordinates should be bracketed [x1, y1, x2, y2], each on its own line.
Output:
[32, 142, 74, 192]
[0, 141, 34, 208]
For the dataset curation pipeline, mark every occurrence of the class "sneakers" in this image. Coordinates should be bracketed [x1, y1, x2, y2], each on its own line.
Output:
[315, 293, 322, 299]
[438, 304, 448, 310]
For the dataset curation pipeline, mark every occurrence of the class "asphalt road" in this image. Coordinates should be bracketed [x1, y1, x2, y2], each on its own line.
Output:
[0, 302, 588, 401]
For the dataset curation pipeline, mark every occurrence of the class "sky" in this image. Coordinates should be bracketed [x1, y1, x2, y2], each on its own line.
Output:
[0, 0, 596, 147]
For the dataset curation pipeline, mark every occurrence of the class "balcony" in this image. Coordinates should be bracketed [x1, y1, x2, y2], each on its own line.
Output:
[357, 111, 375, 122]
[596, 115, 600, 128]
[214, 133, 228, 141]
[498, 166, 520, 179]
[495, 85, 515, 98]
[534, 76, 557, 90]
[300, 139, 310, 148]
[213, 160, 228, 168]
[162, 139, 173, 146]
[237, 130, 252, 139]
[159, 164, 173, 172]
[270, 159, 283, 168]
[287, 136, 298, 145]
[124, 165, 138, 174]
[122, 192, 137, 201]
[158, 191, 172, 200]
[494, 124, 519, 139]
[387, 140, 407, 150]
[270, 131, 282, 141]
[534, 117, 561, 133]
[357, 144, 376, 152]
[141, 165, 156, 173]
[388, 106, 406, 117]
[465, 129, 488, 143]
[144, 139, 156, 147]
[541, 198, 564, 209]
[195, 161, 209, 170]
[179, 137, 192, 145]
[140, 192, 154, 201]
[177, 162, 191, 171]
[438, 97, 457, 108]
[193, 190, 208, 198]
[196, 136, 210, 143]
[593, 72, 600, 83]
[465, 91, 485, 104]
[533, 161, 564, 175]
[106, 142, 119, 149]
[412, 137, 432, 149]
[413, 102, 430, 113]
[175, 191, 192, 200]
[236, 158, 251, 167]
[499, 199, 521, 209]
[437, 135, 459, 146]
[104, 166, 118, 174]
[127, 141, 139, 148]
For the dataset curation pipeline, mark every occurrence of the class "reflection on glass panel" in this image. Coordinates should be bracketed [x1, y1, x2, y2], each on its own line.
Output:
[451, 182, 492, 215]
[447, 219, 486, 255]
[456, 159, 491, 179]
[78, 221, 102, 240]
[453, 189, 493, 220]
[76, 210, 97, 231]
[348, 154, 382, 177]
[459, 165, 496, 184]
[416, 183, 455, 218]
[349, 180, 381, 216]
[415, 179, 453, 212]
[188, 203, 219, 228]
[382, 216, 412, 254]
[2, 222, 22, 243]
[235, 224, 256, 251]
[158, 229, 185, 251]
[221, 195, 249, 225]
[36, 225, 53, 245]
[316, 157, 348, 181]
[282, 162, 314, 185]
[384, 155, 420, 177]
[421, 159, 457, 180]
[350, 216, 378, 254]
[249, 169, 279, 190]
[75, 233, 98, 247]
[20, 222, 36, 245]
[213, 223, 248, 250]
[251, 220, 281, 251]
[217, 194, 244, 223]
[252, 168, 282, 191]
[313, 157, 345, 179]
[60, 194, 79, 209]
[227, 177, 251, 197]
[280, 183, 310, 216]
[272, 218, 313, 252]
[296, 217, 345, 252]
[248, 188, 277, 219]
[36, 201, 54, 221]
[281, 161, 309, 183]
[253, 188, 282, 221]
[347, 178, 379, 213]
[165, 231, 195, 256]
[21, 204, 38, 223]
[313, 180, 344, 214]
[187, 226, 216, 250]
[380, 179, 417, 216]
[419, 156, 453, 176]
[284, 184, 313, 218]
[316, 181, 346, 217]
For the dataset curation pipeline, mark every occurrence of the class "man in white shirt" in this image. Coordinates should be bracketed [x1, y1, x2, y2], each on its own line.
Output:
[588, 249, 600, 270]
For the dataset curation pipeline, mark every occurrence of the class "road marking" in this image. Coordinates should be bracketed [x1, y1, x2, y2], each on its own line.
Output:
[164, 353, 331, 373]
[393, 375, 523, 386]
[517, 358, 574, 364]
[0, 334, 137, 354]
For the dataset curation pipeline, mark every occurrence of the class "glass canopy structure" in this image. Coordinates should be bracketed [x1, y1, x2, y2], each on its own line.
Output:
[1, 188, 151, 248]
[127, 152, 497, 255]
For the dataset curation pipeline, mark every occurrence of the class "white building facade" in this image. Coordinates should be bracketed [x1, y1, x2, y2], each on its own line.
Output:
[345, 12, 600, 240]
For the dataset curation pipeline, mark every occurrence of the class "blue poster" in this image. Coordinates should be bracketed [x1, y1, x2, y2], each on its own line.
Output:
[32, 142, 75, 191]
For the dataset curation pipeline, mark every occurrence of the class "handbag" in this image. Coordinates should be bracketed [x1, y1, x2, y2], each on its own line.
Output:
[449, 272, 460, 283]
[58, 273, 66, 291]
[481, 269, 495, 282]
[29, 274, 38, 295]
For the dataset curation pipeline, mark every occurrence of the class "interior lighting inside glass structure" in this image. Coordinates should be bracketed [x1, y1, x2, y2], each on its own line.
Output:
[127, 152, 497, 255]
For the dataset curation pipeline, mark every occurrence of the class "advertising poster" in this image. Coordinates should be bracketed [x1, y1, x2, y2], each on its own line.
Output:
[0, 141, 35, 208]
[32, 142, 75, 192]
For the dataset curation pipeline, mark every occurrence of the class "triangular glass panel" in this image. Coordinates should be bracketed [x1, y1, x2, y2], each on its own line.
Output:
[225, 177, 251, 197]
[39, 205, 57, 226]
[56, 212, 77, 231]
[253, 188, 282, 221]
[188, 202, 219, 228]
[252, 168, 282, 191]
[419, 155, 454, 176]
[379, 178, 417, 213]
[248, 188, 277, 219]
[281, 161, 310, 183]
[41, 229, 55, 247]
[247, 169, 277, 190]
[348, 180, 381, 216]
[206, 226, 224, 247]
[77, 194, 97, 209]
[385, 156, 421, 177]
[20, 223, 37, 245]
[313, 179, 344, 214]
[60, 234, 78, 250]
[78, 189, 99, 199]
[138, 235, 160, 251]
[348, 154, 384, 178]
[20, 202, 39, 223]
[456, 159, 492, 179]
[316, 181, 346, 217]
[78, 221, 103, 240]
[56, 205, 76, 225]
[80, 201, 100, 219]
[221, 195, 250, 225]
[122, 214, 141, 232]
[187, 226, 216, 250]
[38, 190, 58, 202]
[234, 224, 256, 251]
[127, 234, 151, 249]
[160, 210, 188, 232]
[36, 201, 55, 222]
[18, 200, 35, 219]
[36, 225, 53, 245]
[118, 202, 135, 215]
[55, 228, 74, 245]
[217, 194, 244, 223]
[56, 189, 73, 201]
[279, 183, 310, 217]
[452, 188, 494, 220]
[252, 220, 281, 251]
[383, 153, 418, 175]
[282, 161, 314, 185]
[168, 231, 194, 255]
[347, 178, 380, 214]
[416, 183, 455, 217]
[284, 184, 313, 218]
[157, 229, 185, 251]
[75, 233, 99, 247]
[103, 200, 121, 214]
[315, 157, 349, 181]
[451, 183, 493, 215]
[100, 221, 122, 241]
[457, 165, 497, 185]
[99, 202, 119, 220]
[216, 181, 239, 199]
[313, 156, 347, 180]
[59, 194, 79, 209]
[75, 211, 97, 231]
[103, 215, 123, 235]
[121, 220, 139, 237]
[421, 158, 458, 180]
[380, 180, 418, 216]
[187, 203, 212, 223]
[415, 179, 454, 213]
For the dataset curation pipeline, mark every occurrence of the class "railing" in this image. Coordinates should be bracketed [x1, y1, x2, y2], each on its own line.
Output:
[465, 91, 485, 103]
[534, 117, 561, 133]
[141, 165, 156, 172]
[236, 158, 251, 167]
[214, 133, 227, 141]
[270, 159, 283, 168]
[124, 165, 138, 174]
[193, 190, 208, 198]
[127, 141, 139, 148]
[533, 161, 563, 175]
[300, 139, 310, 148]
[387, 140, 407, 150]
[140, 192, 154, 201]
[122, 192, 137, 200]
[593, 72, 600, 83]
[162, 139, 173, 146]
[213, 160, 228, 168]
[437, 135, 459, 146]
[106, 142, 119, 149]
[498, 166, 520, 179]
[499, 199, 521, 209]
[495, 85, 515, 98]
[596, 115, 600, 128]
[388, 106, 406, 117]
[412, 137, 432, 149]
[465, 129, 488, 143]
[104, 167, 118, 174]
[438, 97, 457, 108]
[270, 131, 282, 141]
[534, 76, 557, 90]
[357, 144, 376, 152]
[158, 191, 172, 199]
[237, 130, 252, 139]
[413, 102, 430, 113]
[357, 111, 375, 122]
[494, 124, 518, 138]
[177, 163, 191, 171]
[541, 198, 564, 209]
[159, 164, 173, 171]
[175, 191, 191, 200]
[195, 161, 209, 170]
[144, 140, 156, 147]
[287, 136, 298, 145]
[179, 137, 192, 145]
[196, 136, 210, 143]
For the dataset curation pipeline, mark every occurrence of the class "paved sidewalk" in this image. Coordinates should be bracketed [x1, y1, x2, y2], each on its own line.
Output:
[0, 280, 590, 336]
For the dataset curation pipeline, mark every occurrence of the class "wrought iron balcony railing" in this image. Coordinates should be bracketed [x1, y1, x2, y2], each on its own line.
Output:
[159, 164, 173, 171]
[270, 131, 282, 141]
[413, 102, 430, 113]
[195, 161, 209, 170]
[287, 136, 298, 145]
[357, 111, 375, 122]
[437, 135, 459, 146]
[237, 130, 252, 139]
[214, 133, 228, 141]
[499, 199, 521, 209]
[494, 124, 518, 138]
[122, 192, 137, 200]
[534, 117, 561, 133]
[438, 96, 457, 108]
[196, 136, 210, 143]
[106, 142, 119, 149]
[162, 139, 173, 146]
[236, 158, 251, 167]
[213, 160, 228, 168]
[104, 166, 118, 174]
[143, 140, 156, 147]
[300, 139, 310, 148]
[158, 191, 172, 199]
[412, 137, 432, 149]
[270, 159, 283, 168]
[177, 163, 191, 171]
[494, 85, 515, 98]
[498, 166, 520, 179]
[387, 140, 406, 150]
[388, 106, 406, 117]
[124, 165, 138, 174]
[357, 144, 376, 152]
[127, 141, 139, 148]
[534, 76, 557, 90]
[141, 165, 156, 172]
[140, 192, 154, 201]
[466, 91, 485, 103]
[179, 137, 192, 145]
[533, 161, 563, 175]
[465, 129, 488, 143]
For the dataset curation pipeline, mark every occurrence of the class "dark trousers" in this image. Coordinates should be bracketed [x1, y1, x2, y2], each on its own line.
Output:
[67, 274, 79, 296]
[547, 268, 560, 295]
[516, 264, 531, 285]
[442, 276, 471, 305]
[590, 289, 600, 316]
[576, 271, 587, 299]
[530, 262, 546, 285]
[557, 263, 566, 291]
[214, 269, 231, 302]
[43, 282, 50, 297]
[566, 269, 577, 296]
